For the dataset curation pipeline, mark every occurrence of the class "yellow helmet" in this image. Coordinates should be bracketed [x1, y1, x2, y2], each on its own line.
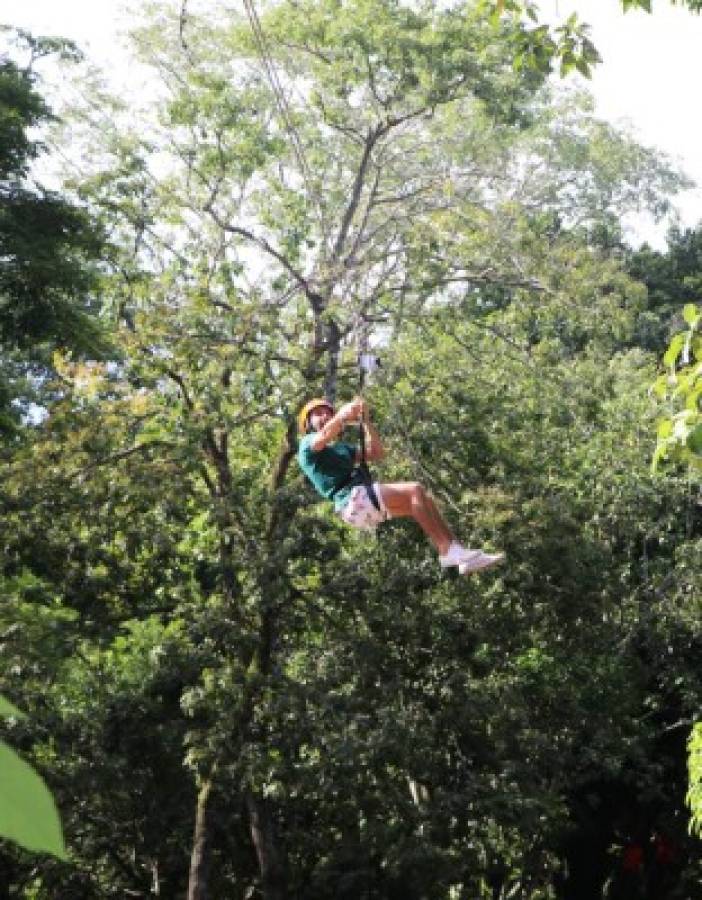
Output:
[298, 397, 333, 435]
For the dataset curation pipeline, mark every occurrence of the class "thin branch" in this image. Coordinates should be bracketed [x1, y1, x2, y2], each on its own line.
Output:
[276, 39, 335, 65]
[344, 164, 382, 266]
[164, 367, 195, 411]
[203, 206, 323, 311]
[70, 440, 176, 481]
[179, 0, 197, 67]
[330, 125, 381, 264]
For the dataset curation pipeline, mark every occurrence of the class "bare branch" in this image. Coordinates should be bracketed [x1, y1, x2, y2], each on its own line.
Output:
[164, 367, 195, 411]
[179, 0, 197, 67]
[330, 125, 382, 264]
[203, 205, 323, 311]
[277, 39, 334, 66]
[344, 164, 382, 266]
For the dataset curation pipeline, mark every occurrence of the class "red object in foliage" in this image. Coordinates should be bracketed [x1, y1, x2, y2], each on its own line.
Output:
[622, 843, 644, 873]
[653, 833, 676, 866]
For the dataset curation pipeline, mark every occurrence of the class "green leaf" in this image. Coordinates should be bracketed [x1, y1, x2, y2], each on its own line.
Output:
[672, 370, 693, 397]
[0, 740, 67, 860]
[663, 333, 686, 368]
[575, 57, 592, 78]
[687, 423, 702, 455]
[685, 386, 702, 411]
[651, 443, 668, 473]
[688, 723, 702, 837]
[652, 374, 671, 399]
[683, 303, 700, 326]
[0, 696, 26, 719]
[656, 419, 673, 439]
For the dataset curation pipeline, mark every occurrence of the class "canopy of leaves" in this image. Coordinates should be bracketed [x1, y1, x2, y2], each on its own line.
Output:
[489, 0, 702, 79]
[651, 303, 702, 473]
[1, 3, 700, 898]
[0, 35, 107, 437]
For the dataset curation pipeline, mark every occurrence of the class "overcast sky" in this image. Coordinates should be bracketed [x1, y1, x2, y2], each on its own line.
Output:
[2, 0, 702, 245]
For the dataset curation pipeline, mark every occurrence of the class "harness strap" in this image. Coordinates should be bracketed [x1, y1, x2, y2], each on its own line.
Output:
[358, 462, 383, 513]
[330, 464, 383, 513]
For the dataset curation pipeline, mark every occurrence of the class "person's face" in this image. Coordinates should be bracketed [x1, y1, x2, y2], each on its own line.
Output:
[308, 404, 334, 431]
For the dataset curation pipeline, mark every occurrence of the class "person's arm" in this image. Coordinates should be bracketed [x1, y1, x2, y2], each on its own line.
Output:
[359, 419, 385, 463]
[355, 401, 385, 463]
[309, 398, 363, 452]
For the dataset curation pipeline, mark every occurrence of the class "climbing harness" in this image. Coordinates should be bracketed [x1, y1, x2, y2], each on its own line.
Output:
[308, 349, 384, 520]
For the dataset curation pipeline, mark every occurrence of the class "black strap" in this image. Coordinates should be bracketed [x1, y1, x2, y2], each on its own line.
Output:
[330, 463, 383, 513]
[329, 469, 357, 498]
[331, 341, 383, 516]
[358, 462, 382, 513]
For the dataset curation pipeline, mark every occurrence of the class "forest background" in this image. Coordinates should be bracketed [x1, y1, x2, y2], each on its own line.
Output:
[1, 1, 701, 898]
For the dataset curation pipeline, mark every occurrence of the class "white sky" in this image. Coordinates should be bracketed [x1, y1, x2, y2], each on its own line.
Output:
[2, 0, 702, 245]
[553, 0, 702, 243]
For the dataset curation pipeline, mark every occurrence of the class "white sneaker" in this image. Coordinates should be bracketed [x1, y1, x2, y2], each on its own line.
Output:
[459, 552, 505, 575]
[439, 542, 482, 569]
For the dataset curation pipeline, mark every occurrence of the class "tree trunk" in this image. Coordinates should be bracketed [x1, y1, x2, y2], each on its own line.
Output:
[246, 791, 288, 900]
[187, 776, 214, 900]
[238, 426, 295, 900]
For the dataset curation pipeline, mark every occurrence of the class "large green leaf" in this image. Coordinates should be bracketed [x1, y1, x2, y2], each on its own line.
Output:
[683, 302, 700, 327]
[0, 740, 67, 860]
[663, 333, 686, 368]
[688, 723, 702, 837]
[0, 695, 26, 719]
[687, 424, 702, 456]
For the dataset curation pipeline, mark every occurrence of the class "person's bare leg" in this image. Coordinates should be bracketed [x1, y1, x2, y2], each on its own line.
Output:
[378, 482, 454, 555]
[423, 492, 454, 545]
[413, 488, 457, 554]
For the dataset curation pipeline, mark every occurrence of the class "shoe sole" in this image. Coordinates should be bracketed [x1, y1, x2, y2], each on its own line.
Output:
[459, 553, 505, 576]
[439, 550, 482, 569]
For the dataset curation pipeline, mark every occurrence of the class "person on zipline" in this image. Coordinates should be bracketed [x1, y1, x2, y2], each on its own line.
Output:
[297, 396, 504, 575]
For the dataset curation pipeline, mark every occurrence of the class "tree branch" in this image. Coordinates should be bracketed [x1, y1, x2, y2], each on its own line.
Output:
[330, 125, 382, 264]
[204, 206, 324, 312]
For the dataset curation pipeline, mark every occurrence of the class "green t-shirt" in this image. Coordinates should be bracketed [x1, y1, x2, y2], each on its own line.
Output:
[298, 433, 365, 509]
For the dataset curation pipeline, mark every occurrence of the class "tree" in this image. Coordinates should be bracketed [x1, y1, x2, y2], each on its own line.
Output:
[625, 225, 702, 350]
[651, 301, 702, 845]
[2, 1, 700, 897]
[652, 302, 702, 473]
[57, 4, 561, 890]
[0, 26, 107, 873]
[487, 0, 702, 81]
[0, 28, 106, 437]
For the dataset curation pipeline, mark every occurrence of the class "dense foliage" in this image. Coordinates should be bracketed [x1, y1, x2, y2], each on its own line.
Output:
[1, 2, 700, 898]
[642, 236, 702, 844]
[0, 31, 106, 437]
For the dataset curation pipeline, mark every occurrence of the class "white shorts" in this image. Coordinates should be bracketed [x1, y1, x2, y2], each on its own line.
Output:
[338, 483, 389, 531]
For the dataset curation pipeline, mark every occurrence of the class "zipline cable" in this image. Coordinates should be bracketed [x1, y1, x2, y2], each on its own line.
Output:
[179, 0, 314, 197]
[242, 0, 317, 204]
